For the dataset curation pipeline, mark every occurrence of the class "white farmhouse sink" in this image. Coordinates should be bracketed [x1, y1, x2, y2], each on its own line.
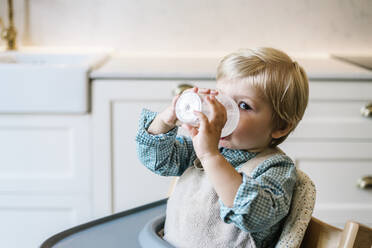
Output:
[0, 49, 109, 113]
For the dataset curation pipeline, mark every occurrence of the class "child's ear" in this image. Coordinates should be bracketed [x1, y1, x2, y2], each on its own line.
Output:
[271, 123, 293, 139]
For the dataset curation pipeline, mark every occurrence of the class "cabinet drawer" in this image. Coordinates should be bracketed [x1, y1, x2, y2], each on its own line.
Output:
[300, 159, 372, 205]
[0, 115, 91, 193]
[292, 100, 372, 139]
[309, 81, 372, 101]
[280, 141, 372, 226]
[290, 81, 372, 140]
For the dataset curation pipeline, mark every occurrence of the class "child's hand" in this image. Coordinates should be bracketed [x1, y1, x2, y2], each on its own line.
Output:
[157, 94, 181, 128]
[182, 94, 227, 161]
[148, 86, 219, 135]
[193, 87, 219, 96]
[158, 87, 218, 128]
[147, 94, 180, 135]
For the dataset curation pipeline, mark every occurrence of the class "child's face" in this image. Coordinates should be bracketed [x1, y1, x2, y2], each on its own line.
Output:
[216, 80, 275, 152]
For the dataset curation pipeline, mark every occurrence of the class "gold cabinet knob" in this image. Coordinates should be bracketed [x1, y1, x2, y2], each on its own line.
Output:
[172, 83, 194, 96]
[357, 176, 372, 189]
[360, 102, 372, 118]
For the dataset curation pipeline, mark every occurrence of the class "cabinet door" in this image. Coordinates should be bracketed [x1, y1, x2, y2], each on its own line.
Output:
[0, 195, 91, 248]
[112, 97, 174, 212]
[92, 80, 216, 216]
[281, 141, 372, 228]
[0, 115, 92, 248]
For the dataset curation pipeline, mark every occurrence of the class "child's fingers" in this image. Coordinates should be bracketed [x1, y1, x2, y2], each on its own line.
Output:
[171, 94, 181, 108]
[206, 96, 219, 119]
[191, 87, 218, 96]
[193, 111, 209, 129]
[206, 96, 227, 125]
[207, 95, 221, 110]
[197, 88, 211, 95]
[210, 89, 219, 95]
[182, 123, 198, 137]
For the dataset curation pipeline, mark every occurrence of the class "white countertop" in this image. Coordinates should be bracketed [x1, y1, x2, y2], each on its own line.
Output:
[90, 55, 372, 80]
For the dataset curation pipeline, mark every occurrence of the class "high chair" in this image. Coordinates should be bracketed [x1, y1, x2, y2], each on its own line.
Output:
[144, 168, 317, 248]
[139, 169, 372, 248]
[40, 169, 372, 248]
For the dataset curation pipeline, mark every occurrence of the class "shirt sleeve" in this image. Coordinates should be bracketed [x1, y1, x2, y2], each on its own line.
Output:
[135, 108, 197, 176]
[219, 155, 297, 232]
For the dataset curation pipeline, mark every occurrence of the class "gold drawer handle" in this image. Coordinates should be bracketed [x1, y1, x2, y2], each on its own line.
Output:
[360, 102, 372, 118]
[357, 176, 372, 189]
[172, 83, 194, 96]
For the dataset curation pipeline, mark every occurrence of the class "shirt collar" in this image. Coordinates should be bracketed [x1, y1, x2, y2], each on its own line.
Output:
[219, 147, 258, 168]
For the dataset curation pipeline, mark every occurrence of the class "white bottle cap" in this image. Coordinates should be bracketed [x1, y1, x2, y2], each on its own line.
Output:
[175, 91, 202, 126]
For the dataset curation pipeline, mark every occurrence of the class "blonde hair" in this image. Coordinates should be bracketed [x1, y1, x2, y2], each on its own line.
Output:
[217, 47, 309, 147]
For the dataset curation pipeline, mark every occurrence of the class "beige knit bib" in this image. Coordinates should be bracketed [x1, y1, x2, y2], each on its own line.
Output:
[163, 148, 283, 248]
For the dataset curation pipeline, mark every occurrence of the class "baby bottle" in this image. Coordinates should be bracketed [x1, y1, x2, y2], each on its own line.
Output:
[175, 90, 240, 137]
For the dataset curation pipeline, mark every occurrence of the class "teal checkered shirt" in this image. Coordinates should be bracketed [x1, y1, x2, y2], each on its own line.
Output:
[136, 109, 297, 247]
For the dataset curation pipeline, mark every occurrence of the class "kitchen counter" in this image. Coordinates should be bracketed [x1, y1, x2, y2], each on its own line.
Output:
[90, 55, 372, 80]
[332, 55, 372, 71]
[90, 57, 218, 80]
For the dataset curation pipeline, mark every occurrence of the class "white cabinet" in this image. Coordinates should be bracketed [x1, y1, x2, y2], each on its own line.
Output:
[281, 81, 372, 228]
[0, 115, 92, 248]
[92, 79, 372, 228]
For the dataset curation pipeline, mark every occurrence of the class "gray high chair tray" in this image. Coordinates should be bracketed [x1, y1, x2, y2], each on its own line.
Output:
[41, 198, 174, 248]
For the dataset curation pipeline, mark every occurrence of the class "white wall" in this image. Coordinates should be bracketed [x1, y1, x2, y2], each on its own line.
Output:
[2, 0, 372, 55]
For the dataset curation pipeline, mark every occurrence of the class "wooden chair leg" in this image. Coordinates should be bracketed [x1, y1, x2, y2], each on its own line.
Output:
[300, 217, 342, 248]
[338, 221, 372, 248]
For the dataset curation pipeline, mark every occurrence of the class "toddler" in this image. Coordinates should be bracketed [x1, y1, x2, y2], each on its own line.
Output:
[136, 47, 309, 248]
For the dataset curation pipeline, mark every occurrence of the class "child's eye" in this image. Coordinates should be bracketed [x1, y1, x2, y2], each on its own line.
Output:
[238, 102, 252, 110]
